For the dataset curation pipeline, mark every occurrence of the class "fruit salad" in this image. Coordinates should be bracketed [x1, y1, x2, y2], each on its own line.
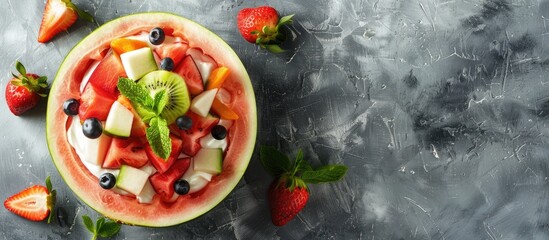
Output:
[64, 27, 239, 204]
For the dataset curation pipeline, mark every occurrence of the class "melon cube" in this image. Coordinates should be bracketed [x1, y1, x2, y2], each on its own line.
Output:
[116, 165, 150, 195]
[120, 47, 158, 80]
[105, 101, 134, 137]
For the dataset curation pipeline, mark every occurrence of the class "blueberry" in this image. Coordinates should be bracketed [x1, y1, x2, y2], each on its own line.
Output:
[99, 173, 116, 189]
[176, 115, 192, 130]
[211, 125, 227, 140]
[63, 98, 79, 116]
[149, 27, 165, 45]
[160, 57, 175, 71]
[82, 118, 103, 139]
[174, 179, 190, 195]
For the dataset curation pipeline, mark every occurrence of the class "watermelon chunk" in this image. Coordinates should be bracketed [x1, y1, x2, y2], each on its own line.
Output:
[173, 111, 219, 156]
[174, 55, 204, 96]
[78, 84, 116, 121]
[149, 158, 191, 202]
[155, 42, 189, 68]
[103, 138, 148, 169]
[87, 52, 127, 99]
[145, 134, 183, 173]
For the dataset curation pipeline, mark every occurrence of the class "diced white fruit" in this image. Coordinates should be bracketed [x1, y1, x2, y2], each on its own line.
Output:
[116, 165, 150, 195]
[200, 134, 228, 152]
[67, 116, 112, 167]
[193, 148, 223, 175]
[216, 88, 232, 104]
[190, 89, 218, 117]
[165, 192, 180, 203]
[182, 159, 213, 194]
[187, 48, 215, 84]
[104, 101, 134, 137]
[139, 162, 157, 176]
[80, 60, 100, 93]
[137, 180, 155, 204]
[120, 47, 158, 80]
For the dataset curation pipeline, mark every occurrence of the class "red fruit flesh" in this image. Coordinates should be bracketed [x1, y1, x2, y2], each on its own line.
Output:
[237, 6, 279, 43]
[149, 158, 191, 201]
[103, 138, 148, 169]
[268, 181, 309, 226]
[146, 135, 183, 173]
[87, 52, 127, 99]
[78, 84, 115, 121]
[5, 81, 40, 116]
[38, 0, 78, 43]
[174, 55, 204, 96]
[155, 42, 189, 68]
[175, 111, 219, 156]
[4, 185, 50, 221]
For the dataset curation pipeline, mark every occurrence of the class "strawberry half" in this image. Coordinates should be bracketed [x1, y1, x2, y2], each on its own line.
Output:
[237, 6, 294, 53]
[5, 62, 49, 116]
[260, 146, 348, 226]
[4, 177, 56, 222]
[38, 0, 94, 43]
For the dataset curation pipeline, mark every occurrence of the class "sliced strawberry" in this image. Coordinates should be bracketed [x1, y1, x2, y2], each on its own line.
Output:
[146, 134, 183, 173]
[38, 0, 94, 43]
[149, 158, 191, 201]
[78, 84, 115, 121]
[155, 42, 189, 68]
[174, 55, 204, 96]
[87, 52, 127, 99]
[103, 138, 148, 169]
[4, 177, 56, 222]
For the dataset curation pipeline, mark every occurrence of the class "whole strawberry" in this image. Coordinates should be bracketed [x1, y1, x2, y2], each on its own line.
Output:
[260, 146, 347, 226]
[237, 6, 294, 53]
[5, 62, 49, 116]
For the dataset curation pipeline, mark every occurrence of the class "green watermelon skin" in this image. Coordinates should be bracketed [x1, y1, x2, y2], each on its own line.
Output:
[46, 12, 256, 227]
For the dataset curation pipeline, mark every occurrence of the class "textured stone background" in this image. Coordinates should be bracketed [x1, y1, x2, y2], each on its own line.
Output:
[1, 0, 549, 239]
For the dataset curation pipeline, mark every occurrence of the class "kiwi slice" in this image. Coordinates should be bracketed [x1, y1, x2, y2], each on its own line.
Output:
[138, 70, 190, 124]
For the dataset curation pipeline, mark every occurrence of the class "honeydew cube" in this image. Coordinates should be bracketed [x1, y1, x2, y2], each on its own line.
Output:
[116, 165, 150, 195]
[105, 101, 134, 137]
[120, 47, 158, 80]
[190, 89, 218, 117]
[193, 148, 222, 175]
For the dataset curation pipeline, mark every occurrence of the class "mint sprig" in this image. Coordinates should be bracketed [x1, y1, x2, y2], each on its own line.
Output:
[117, 77, 171, 160]
[82, 215, 121, 240]
[260, 146, 348, 190]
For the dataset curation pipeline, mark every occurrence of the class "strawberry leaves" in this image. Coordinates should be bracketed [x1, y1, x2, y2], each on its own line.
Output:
[45, 176, 56, 224]
[260, 145, 348, 188]
[10, 61, 49, 97]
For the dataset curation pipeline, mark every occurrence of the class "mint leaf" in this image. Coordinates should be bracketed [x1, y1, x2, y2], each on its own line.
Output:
[98, 221, 121, 238]
[117, 77, 154, 108]
[153, 89, 168, 115]
[301, 165, 348, 184]
[82, 215, 95, 234]
[146, 117, 171, 160]
[294, 150, 312, 174]
[260, 145, 292, 177]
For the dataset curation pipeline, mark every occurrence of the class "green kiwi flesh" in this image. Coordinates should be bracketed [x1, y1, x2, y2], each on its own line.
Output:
[138, 70, 190, 124]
